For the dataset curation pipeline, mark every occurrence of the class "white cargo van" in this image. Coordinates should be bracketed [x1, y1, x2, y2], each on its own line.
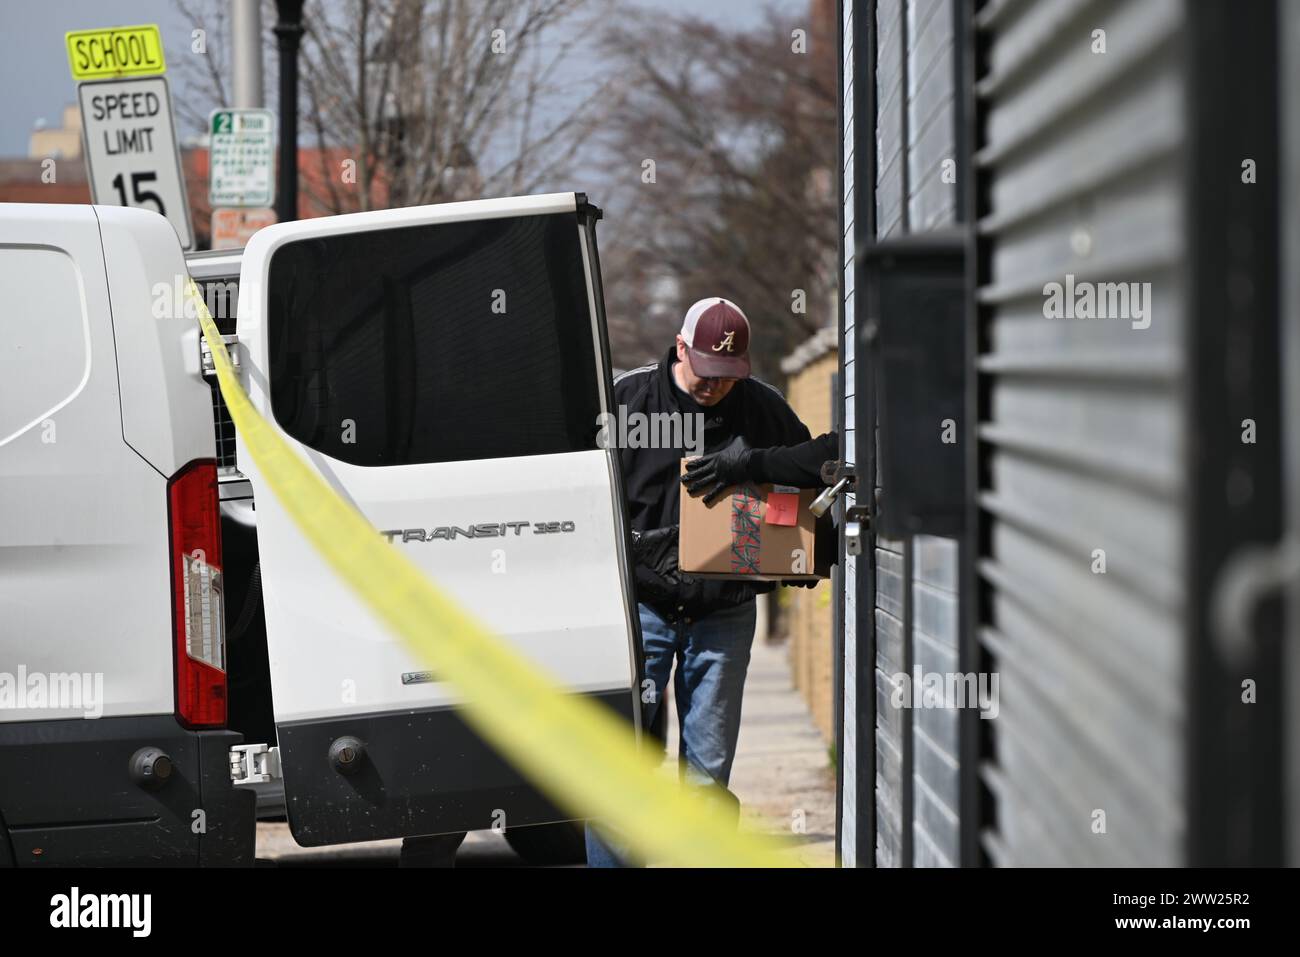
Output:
[0, 204, 245, 865]
[0, 194, 642, 866]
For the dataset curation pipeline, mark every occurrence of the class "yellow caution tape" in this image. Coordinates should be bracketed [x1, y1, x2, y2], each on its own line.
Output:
[190, 280, 794, 867]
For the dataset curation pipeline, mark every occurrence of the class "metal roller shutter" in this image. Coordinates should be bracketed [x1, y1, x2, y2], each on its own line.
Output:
[972, 0, 1189, 866]
[904, 0, 962, 870]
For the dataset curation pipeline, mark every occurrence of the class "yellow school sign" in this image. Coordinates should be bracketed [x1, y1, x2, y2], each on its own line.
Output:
[66, 25, 166, 81]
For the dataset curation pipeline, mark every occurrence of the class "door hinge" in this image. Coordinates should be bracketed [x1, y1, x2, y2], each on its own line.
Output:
[229, 743, 281, 786]
[201, 334, 240, 378]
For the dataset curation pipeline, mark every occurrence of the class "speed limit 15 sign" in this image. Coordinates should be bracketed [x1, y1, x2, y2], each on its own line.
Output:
[77, 76, 194, 250]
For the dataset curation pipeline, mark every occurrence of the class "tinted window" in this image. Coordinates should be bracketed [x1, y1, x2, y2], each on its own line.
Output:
[268, 213, 601, 466]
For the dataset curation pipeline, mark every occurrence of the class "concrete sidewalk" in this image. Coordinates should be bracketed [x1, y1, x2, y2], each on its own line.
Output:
[663, 625, 838, 868]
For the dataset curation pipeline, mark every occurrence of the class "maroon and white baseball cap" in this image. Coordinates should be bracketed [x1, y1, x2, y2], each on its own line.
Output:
[680, 297, 752, 379]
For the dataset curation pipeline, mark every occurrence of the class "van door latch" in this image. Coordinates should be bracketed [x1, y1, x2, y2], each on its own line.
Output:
[229, 743, 282, 786]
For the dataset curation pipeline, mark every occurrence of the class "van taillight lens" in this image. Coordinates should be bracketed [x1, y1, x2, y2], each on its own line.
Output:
[167, 460, 227, 727]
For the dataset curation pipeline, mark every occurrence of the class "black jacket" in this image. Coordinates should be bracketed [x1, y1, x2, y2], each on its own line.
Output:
[614, 347, 811, 621]
[750, 431, 841, 488]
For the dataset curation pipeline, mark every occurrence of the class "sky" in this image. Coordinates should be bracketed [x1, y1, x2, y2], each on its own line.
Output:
[0, 1, 195, 156]
[0, 0, 771, 158]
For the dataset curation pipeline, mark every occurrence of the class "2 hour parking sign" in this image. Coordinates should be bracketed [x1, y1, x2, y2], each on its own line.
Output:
[77, 76, 194, 250]
[209, 109, 275, 208]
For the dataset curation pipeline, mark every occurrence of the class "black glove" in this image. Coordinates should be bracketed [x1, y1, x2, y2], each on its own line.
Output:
[631, 526, 685, 613]
[631, 525, 679, 577]
[635, 563, 679, 610]
[681, 436, 755, 506]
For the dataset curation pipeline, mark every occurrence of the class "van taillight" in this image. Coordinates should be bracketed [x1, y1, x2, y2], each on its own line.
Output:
[167, 460, 227, 728]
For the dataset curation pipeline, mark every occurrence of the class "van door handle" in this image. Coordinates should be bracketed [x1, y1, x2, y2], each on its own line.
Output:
[1211, 535, 1300, 667]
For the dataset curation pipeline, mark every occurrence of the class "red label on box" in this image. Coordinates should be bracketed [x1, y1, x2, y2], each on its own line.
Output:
[764, 492, 799, 526]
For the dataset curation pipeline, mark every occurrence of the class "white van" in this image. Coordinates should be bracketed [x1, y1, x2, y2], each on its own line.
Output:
[0, 194, 642, 866]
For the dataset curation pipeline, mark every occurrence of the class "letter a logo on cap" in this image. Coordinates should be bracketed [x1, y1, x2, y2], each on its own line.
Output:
[681, 298, 751, 378]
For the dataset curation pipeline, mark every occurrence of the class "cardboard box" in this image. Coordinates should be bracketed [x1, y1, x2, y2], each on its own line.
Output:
[678, 461, 824, 581]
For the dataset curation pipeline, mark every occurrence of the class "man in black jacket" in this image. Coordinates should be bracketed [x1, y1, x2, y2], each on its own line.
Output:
[586, 297, 810, 867]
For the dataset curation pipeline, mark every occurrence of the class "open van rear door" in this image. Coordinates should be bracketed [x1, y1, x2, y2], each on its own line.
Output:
[234, 193, 641, 845]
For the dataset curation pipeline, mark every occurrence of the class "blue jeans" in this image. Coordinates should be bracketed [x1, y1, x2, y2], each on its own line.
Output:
[585, 600, 757, 867]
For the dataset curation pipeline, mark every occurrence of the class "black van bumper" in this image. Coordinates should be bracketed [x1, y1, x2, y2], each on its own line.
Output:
[0, 715, 255, 867]
[278, 688, 637, 847]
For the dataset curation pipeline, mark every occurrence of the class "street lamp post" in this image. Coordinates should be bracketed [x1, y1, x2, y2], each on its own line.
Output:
[274, 0, 305, 222]
[231, 0, 264, 109]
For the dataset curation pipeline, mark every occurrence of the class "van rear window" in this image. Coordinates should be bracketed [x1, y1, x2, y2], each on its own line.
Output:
[267, 213, 601, 466]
